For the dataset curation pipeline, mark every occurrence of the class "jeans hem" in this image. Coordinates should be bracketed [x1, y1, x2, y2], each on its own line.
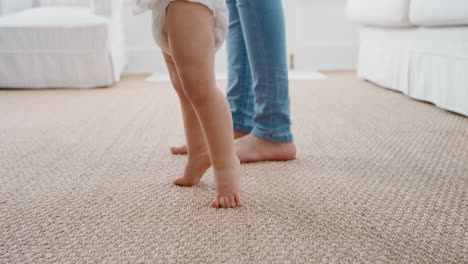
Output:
[233, 123, 253, 134]
[251, 127, 293, 143]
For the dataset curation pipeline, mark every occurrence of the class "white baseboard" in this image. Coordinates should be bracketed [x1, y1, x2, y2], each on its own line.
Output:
[123, 44, 357, 75]
[294, 43, 358, 71]
[145, 72, 228, 82]
[145, 70, 327, 83]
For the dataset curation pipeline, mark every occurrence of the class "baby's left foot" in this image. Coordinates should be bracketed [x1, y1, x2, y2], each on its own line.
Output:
[211, 156, 242, 208]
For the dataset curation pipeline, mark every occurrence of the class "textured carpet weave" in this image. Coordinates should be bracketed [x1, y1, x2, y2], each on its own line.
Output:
[0, 72, 467, 263]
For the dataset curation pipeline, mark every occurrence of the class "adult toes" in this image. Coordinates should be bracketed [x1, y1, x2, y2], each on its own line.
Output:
[170, 145, 187, 155]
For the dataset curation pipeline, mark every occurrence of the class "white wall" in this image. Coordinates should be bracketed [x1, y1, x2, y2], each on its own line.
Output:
[122, 4, 165, 75]
[122, 0, 358, 75]
[285, 0, 359, 71]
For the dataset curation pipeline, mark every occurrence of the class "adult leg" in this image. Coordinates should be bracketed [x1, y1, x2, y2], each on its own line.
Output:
[234, 0, 296, 162]
[226, 0, 255, 135]
[166, 1, 242, 207]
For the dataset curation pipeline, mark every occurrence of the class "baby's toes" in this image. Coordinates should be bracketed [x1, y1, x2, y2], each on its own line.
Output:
[219, 196, 226, 208]
[234, 193, 242, 206]
[173, 177, 194, 186]
[211, 195, 242, 208]
[224, 196, 233, 208]
[228, 195, 236, 207]
[211, 197, 220, 208]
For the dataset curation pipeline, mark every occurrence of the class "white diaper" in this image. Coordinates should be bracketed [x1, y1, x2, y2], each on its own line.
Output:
[133, 0, 228, 55]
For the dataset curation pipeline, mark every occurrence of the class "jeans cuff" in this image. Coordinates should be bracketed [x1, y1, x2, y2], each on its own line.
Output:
[251, 127, 294, 143]
[233, 122, 253, 134]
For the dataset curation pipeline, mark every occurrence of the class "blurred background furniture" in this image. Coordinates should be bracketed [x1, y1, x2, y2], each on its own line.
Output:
[0, 0, 126, 88]
[348, 0, 468, 116]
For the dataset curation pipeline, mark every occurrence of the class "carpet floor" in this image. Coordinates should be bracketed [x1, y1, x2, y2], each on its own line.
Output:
[0, 72, 466, 263]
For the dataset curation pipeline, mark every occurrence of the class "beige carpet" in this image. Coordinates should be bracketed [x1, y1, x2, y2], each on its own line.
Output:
[0, 72, 467, 263]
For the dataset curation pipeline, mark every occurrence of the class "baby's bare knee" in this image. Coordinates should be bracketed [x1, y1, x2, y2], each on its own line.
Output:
[183, 83, 214, 108]
[177, 67, 215, 105]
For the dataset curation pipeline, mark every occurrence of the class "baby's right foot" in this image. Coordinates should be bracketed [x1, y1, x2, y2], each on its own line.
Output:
[211, 156, 242, 208]
[173, 150, 211, 186]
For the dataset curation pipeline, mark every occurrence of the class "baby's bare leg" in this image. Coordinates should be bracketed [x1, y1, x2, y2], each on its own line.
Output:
[163, 53, 211, 186]
[166, 0, 242, 207]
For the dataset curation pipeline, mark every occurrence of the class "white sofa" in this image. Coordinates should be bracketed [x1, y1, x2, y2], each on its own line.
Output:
[0, 0, 126, 88]
[348, 0, 468, 116]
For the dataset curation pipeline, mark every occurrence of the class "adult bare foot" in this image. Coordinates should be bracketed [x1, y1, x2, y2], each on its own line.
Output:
[235, 134, 297, 163]
[173, 150, 211, 186]
[210, 156, 242, 208]
[170, 145, 188, 155]
[170, 130, 249, 155]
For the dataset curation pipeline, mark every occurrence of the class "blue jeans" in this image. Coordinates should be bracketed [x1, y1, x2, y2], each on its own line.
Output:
[226, 0, 293, 142]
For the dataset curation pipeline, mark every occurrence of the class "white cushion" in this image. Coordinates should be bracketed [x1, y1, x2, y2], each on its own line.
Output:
[0, 6, 116, 88]
[0, 6, 107, 28]
[347, 0, 412, 27]
[0, 7, 109, 51]
[0, 0, 34, 15]
[410, 0, 468, 26]
[38, 0, 90, 7]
